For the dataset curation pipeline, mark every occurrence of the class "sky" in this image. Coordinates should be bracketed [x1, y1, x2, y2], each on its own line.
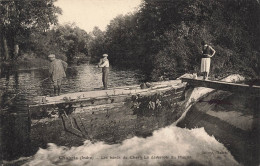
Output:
[55, 0, 142, 33]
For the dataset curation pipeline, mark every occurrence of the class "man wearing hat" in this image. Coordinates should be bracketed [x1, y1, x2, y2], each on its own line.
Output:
[48, 54, 68, 96]
[98, 54, 109, 90]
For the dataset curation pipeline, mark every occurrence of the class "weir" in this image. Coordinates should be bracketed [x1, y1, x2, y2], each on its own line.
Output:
[179, 76, 260, 166]
[23, 79, 189, 160]
[28, 80, 186, 118]
[3, 74, 258, 165]
[181, 77, 260, 97]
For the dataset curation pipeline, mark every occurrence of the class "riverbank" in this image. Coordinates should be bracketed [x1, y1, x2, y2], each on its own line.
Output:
[0, 53, 91, 72]
[0, 54, 50, 71]
[2, 53, 258, 83]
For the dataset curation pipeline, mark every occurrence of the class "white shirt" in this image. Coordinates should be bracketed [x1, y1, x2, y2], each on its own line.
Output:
[99, 59, 109, 67]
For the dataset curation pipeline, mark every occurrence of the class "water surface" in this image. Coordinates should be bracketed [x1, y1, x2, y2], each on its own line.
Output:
[0, 63, 145, 160]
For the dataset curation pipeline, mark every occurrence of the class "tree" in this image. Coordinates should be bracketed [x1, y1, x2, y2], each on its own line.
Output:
[88, 0, 260, 80]
[88, 26, 106, 63]
[54, 24, 90, 62]
[0, 0, 61, 61]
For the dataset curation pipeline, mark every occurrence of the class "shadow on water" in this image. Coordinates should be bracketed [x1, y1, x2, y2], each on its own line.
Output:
[0, 63, 146, 161]
[1, 67, 31, 160]
[177, 91, 260, 166]
[250, 96, 260, 166]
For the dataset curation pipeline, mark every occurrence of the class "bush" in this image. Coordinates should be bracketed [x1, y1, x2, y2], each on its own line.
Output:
[131, 89, 180, 116]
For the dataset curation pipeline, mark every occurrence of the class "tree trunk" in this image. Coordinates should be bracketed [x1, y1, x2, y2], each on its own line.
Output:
[13, 44, 19, 59]
[3, 37, 9, 61]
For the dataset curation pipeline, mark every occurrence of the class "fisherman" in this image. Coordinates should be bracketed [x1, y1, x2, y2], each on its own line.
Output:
[48, 54, 68, 96]
[98, 54, 109, 90]
[200, 41, 216, 80]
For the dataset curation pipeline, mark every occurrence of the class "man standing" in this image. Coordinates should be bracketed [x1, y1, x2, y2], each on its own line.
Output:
[48, 54, 68, 96]
[98, 54, 109, 90]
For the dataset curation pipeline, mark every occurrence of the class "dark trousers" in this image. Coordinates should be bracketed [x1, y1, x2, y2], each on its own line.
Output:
[52, 78, 62, 96]
[102, 67, 109, 89]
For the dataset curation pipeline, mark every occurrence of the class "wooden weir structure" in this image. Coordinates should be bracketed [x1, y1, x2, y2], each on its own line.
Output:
[181, 77, 260, 97]
[28, 80, 186, 117]
[28, 77, 260, 117]
[27, 80, 188, 140]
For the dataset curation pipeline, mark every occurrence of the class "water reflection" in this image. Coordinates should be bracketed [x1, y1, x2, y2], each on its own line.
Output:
[0, 63, 145, 160]
[1, 64, 145, 98]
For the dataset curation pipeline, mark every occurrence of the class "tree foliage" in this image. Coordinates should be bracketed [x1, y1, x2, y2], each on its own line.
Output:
[89, 0, 260, 80]
[1, 0, 259, 80]
[24, 24, 90, 63]
[88, 26, 106, 63]
[54, 24, 89, 62]
[0, 0, 61, 60]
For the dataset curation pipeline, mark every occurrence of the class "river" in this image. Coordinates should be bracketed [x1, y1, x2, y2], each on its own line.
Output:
[0, 64, 145, 98]
[0, 64, 244, 166]
[0, 63, 145, 161]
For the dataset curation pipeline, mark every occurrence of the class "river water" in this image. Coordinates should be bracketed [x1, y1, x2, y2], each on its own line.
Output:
[1, 64, 241, 166]
[0, 64, 145, 99]
[0, 63, 146, 116]
[0, 63, 145, 161]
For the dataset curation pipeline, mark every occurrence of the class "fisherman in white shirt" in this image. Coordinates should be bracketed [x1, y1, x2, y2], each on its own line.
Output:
[98, 54, 109, 89]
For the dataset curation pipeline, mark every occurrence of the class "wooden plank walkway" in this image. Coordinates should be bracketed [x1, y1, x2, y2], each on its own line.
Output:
[30, 80, 185, 108]
[181, 78, 260, 97]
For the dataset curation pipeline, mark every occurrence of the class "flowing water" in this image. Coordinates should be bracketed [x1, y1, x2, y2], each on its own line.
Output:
[22, 126, 240, 166]
[0, 64, 145, 161]
[1, 64, 242, 166]
[0, 64, 145, 98]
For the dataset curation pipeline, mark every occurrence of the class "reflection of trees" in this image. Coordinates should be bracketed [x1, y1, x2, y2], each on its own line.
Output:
[250, 96, 260, 166]
[0, 68, 31, 160]
[0, 63, 11, 78]
[66, 67, 78, 78]
[14, 70, 19, 89]
[1, 105, 31, 160]
[1, 65, 12, 109]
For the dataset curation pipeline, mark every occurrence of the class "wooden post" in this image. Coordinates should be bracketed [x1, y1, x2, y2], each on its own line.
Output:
[3, 37, 9, 61]
[13, 44, 19, 59]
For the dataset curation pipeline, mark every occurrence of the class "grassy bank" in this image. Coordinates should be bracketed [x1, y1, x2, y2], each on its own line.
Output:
[15, 57, 49, 70]
[1, 53, 91, 71]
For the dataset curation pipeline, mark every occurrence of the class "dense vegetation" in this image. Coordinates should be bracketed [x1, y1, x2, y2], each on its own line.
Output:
[89, 0, 260, 80]
[25, 24, 90, 63]
[0, 0, 61, 60]
[0, 0, 91, 68]
[1, 0, 259, 81]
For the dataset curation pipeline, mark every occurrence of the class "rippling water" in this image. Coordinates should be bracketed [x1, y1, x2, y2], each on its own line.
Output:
[0, 64, 146, 112]
[0, 63, 145, 160]
[0, 64, 145, 98]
